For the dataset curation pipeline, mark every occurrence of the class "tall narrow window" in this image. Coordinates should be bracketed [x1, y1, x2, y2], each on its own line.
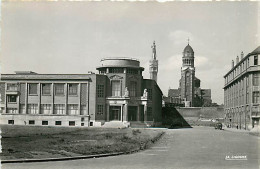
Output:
[147, 89, 153, 100]
[253, 73, 259, 86]
[97, 85, 104, 97]
[7, 95, 17, 103]
[254, 55, 258, 65]
[29, 84, 38, 95]
[253, 92, 259, 104]
[129, 81, 137, 97]
[67, 104, 78, 115]
[111, 80, 121, 96]
[42, 84, 51, 95]
[41, 104, 51, 114]
[55, 84, 64, 95]
[68, 84, 78, 96]
[28, 104, 38, 114]
[97, 105, 104, 115]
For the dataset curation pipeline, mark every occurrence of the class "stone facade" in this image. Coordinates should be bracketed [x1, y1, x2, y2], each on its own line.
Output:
[0, 58, 163, 127]
[224, 46, 260, 130]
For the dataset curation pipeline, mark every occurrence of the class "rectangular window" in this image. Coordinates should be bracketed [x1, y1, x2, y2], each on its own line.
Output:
[54, 104, 65, 115]
[109, 68, 124, 73]
[254, 55, 258, 65]
[7, 95, 17, 103]
[8, 120, 14, 124]
[42, 121, 48, 125]
[129, 81, 137, 97]
[97, 85, 104, 98]
[67, 104, 78, 115]
[28, 104, 38, 114]
[29, 120, 35, 125]
[69, 121, 75, 126]
[97, 105, 104, 115]
[68, 84, 78, 96]
[111, 80, 121, 96]
[55, 84, 64, 95]
[41, 104, 52, 114]
[253, 92, 260, 104]
[127, 68, 138, 74]
[29, 83, 38, 95]
[42, 84, 51, 95]
[81, 123, 84, 126]
[80, 105, 86, 115]
[6, 108, 18, 114]
[55, 121, 62, 125]
[147, 89, 153, 100]
[253, 73, 259, 86]
[7, 84, 17, 91]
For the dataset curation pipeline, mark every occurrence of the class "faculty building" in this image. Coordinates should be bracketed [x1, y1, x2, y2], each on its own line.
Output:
[0, 42, 162, 127]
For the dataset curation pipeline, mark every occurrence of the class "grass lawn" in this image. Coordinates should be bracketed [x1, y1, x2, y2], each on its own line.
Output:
[0, 125, 165, 160]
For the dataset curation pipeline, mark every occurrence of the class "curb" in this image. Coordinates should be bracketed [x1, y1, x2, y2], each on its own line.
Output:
[1, 132, 165, 164]
[1, 152, 125, 164]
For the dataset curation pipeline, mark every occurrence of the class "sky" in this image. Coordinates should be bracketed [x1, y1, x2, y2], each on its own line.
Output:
[1, 1, 259, 104]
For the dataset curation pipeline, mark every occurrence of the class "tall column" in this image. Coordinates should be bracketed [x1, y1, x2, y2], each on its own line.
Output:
[25, 83, 28, 114]
[144, 104, 147, 122]
[137, 105, 140, 121]
[52, 83, 54, 114]
[106, 104, 110, 121]
[124, 104, 128, 121]
[38, 83, 41, 114]
[78, 83, 81, 115]
[65, 83, 68, 115]
[120, 105, 123, 121]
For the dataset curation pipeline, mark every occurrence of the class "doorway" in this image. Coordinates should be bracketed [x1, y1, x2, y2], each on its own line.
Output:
[109, 106, 121, 121]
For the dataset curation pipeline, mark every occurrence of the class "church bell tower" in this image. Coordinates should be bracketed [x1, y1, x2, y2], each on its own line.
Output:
[149, 41, 158, 82]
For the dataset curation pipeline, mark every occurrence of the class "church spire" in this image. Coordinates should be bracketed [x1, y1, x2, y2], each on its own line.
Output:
[149, 41, 158, 82]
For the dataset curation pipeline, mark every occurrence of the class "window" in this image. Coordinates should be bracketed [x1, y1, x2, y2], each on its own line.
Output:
[67, 104, 78, 115]
[69, 121, 75, 126]
[41, 104, 51, 114]
[110, 68, 124, 73]
[127, 69, 138, 74]
[7, 84, 17, 91]
[253, 92, 259, 104]
[55, 121, 62, 125]
[29, 84, 38, 95]
[80, 105, 86, 115]
[97, 105, 104, 115]
[111, 80, 121, 96]
[42, 121, 48, 125]
[68, 84, 78, 95]
[55, 84, 64, 95]
[97, 85, 104, 97]
[28, 104, 38, 114]
[254, 55, 258, 65]
[253, 73, 259, 86]
[7, 95, 17, 103]
[8, 120, 14, 125]
[54, 104, 65, 115]
[147, 89, 153, 100]
[29, 120, 35, 125]
[81, 123, 84, 126]
[6, 108, 18, 114]
[42, 84, 51, 95]
[129, 81, 137, 97]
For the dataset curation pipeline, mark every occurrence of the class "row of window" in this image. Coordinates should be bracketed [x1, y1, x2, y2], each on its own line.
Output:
[224, 91, 260, 107]
[7, 120, 82, 126]
[28, 83, 78, 96]
[6, 104, 87, 115]
[225, 55, 258, 84]
[111, 81, 138, 97]
[99, 68, 140, 75]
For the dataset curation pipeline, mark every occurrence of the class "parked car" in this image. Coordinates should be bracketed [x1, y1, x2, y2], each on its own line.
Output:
[215, 122, 222, 130]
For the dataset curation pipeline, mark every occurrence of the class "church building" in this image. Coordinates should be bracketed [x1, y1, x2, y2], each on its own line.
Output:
[168, 41, 212, 107]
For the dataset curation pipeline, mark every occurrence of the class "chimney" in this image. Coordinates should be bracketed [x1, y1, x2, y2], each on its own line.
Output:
[241, 51, 244, 60]
[232, 60, 234, 68]
[236, 56, 239, 64]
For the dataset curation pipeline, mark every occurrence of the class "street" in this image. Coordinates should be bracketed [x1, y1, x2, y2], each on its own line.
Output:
[2, 127, 259, 169]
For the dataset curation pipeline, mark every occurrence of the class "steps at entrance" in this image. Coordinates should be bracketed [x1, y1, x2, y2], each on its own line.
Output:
[130, 121, 150, 128]
[102, 121, 130, 128]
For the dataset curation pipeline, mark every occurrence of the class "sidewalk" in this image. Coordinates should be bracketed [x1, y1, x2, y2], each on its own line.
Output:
[223, 126, 260, 137]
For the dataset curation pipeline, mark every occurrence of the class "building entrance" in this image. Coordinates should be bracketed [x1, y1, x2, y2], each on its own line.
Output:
[109, 106, 121, 121]
[128, 106, 137, 121]
[252, 118, 259, 128]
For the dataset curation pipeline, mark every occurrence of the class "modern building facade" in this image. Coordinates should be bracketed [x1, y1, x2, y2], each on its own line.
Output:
[168, 42, 212, 107]
[0, 58, 163, 127]
[224, 46, 260, 130]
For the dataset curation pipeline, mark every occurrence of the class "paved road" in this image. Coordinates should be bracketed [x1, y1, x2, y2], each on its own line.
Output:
[2, 127, 259, 169]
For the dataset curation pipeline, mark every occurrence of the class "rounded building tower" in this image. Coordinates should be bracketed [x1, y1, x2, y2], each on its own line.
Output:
[180, 41, 195, 107]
